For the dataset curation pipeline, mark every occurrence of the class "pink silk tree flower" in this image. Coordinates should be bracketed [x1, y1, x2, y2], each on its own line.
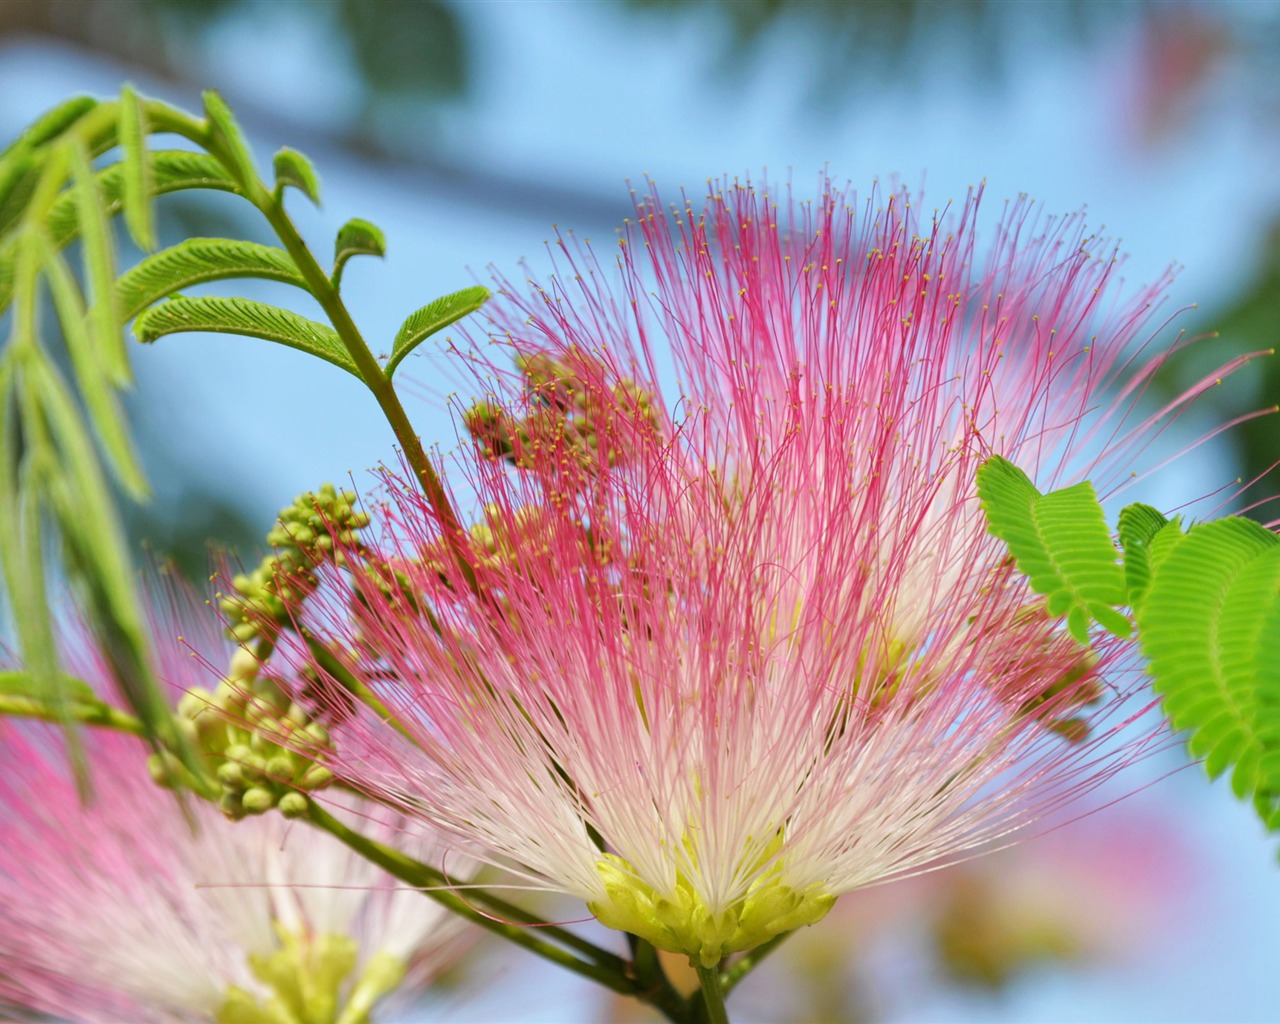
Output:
[280, 178, 1235, 970]
[0, 610, 472, 1024]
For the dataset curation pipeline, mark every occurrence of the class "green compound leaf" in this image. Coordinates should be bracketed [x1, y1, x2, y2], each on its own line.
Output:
[68, 140, 126, 388]
[202, 90, 257, 187]
[0, 95, 96, 162]
[37, 233, 147, 499]
[386, 285, 489, 379]
[134, 295, 358, 377]
[117, 85, 155, 252]
[273, 147, 321, 206]
[0, 152, 42, 241]
[0, 152, 242, 319]
[977, 455, 1129, 643]
[1139, 517, 1280, 824]
[1117, 503, 1170, 612]
[332, 217, 385, 287]
[115, 238, 308, 323]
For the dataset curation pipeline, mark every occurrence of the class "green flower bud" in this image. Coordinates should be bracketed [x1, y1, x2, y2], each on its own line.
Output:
[276, 791, 310, 819]
[240, 787, 276, 815]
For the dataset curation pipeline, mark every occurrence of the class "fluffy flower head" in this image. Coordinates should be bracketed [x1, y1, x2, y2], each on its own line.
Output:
[287, 178, 1215, 968]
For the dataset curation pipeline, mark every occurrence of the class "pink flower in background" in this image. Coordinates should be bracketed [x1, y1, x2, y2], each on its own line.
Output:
[283, 178, 1227, 969]
[0, 607, 471, 1024]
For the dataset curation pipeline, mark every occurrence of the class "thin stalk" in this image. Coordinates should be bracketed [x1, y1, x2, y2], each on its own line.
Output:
[0, 694, 146, 735]
[305, 802, 635, 986]
[694, 964, 730, 1024]
[249, 185, 479, 595]
[143, 99, 477, 591]
[629, 936, 696, 1023]
[303, 636, 423, 749]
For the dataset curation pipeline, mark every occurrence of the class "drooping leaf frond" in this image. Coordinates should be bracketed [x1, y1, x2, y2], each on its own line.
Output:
[386, 285, 489, 378]
[202, 90, 258, 187]
[115, 239, 308, 323]
[134, 295, 358, 376]
[976, 455, 1129, 642]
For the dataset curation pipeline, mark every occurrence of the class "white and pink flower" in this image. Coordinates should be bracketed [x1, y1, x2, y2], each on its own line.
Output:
[279, 178, 1230, 969]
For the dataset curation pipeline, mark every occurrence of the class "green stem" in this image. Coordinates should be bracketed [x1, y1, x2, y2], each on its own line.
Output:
[303, 636, 422, 749]
[694, 964, 730, 1024]
[305, 802, 636, 988]
[143, 99, 477, 592]
[629, 936, 696, 1023]
[0, 693, 146, 735]
[721, 932, 791, 995]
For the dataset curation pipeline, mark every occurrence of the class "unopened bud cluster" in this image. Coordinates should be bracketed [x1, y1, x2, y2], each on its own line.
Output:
[151, 486, 371, 818]
[149, 649, 334, 820]
[462, 349, 661, 473]
[221, 485, 370, 649]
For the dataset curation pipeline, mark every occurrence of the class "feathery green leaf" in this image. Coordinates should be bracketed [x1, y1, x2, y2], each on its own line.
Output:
[386, 285, 489, 378]
[0, 96, 96, 162]
[115, 238, 307, 323]
[0, 153, 40, 242]
[69, 140, 127, 388]
[1140, 517, 1280, 823]
[37, 233, 146, 498]
[202, 90, 257, 187]
[117, 85, 156, 252]
[134, 295, 358, 376]
[977, 455, 1128, 643]
[332, 217, 385, 287]
[29, 353, 183, 763]
[0, 671, 99, 705]
[273, 147, 321, 206]
[1118, 502, 1169, 612]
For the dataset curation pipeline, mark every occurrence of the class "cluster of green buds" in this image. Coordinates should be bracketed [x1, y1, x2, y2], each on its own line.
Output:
[150, 486, 374, 819]
[462, 349, 662, 474]
[221, 485, 371, 650]
[150, 648, 335, 820]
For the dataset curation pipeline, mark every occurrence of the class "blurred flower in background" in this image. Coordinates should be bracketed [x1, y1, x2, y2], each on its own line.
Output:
[0, 591, 473, 1024]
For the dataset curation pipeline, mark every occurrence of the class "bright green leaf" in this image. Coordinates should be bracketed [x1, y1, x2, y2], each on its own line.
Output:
[202, 90, 257, 187]
[273, 147, 321, 205]
[69, 140, 127, 387]
[332, 217, 385, 287]
[115, 238, 308, 323]
[117, 85, 156, 252]
[0, 153, 40, 241]
[134, 295, 358, 376]
[0, 671, 99, 705]
[976, 455, 1129, 643]
[0, 96, 96, 162]
[1117, 502, 1169, 612]
[386, 285, 489, 378]
[30, 354, 187, 767]
[37, 233, 147, 499]
[0, 152, 242, 318]
[1140, 517, 1280, 825]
